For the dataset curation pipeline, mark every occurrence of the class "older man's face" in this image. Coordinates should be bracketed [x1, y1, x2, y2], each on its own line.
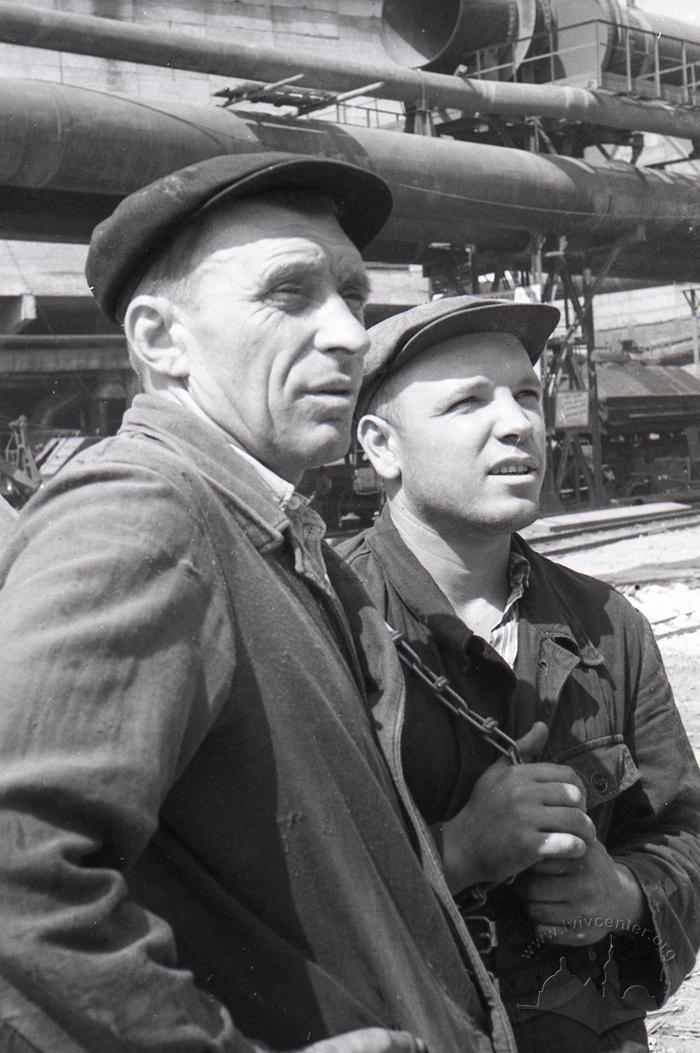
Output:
[375, 331, 546, 537]
[173, 199, 370, 481]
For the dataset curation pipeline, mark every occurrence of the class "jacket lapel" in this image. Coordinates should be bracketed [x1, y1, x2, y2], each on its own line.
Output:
[513, 535, 605, 733]
[120, 393, 290, 551]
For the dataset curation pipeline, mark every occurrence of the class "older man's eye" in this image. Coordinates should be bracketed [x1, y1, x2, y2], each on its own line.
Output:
[272, 282, 304, 296]
[266, 282, 308, 307]
[341, 286, 367, 311]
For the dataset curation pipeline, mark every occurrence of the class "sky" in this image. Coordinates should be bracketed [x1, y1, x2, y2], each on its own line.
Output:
[637, 0, 700, 23]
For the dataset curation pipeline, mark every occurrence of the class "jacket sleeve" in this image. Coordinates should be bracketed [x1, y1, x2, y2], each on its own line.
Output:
[607, 607, 700, 1000]
[0, 458, 262, 1053]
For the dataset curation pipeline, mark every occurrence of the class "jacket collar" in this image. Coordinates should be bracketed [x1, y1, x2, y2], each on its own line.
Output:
[119, 393, 290, 553]
[365, 506, 477, 656]
[366, 507, 604, 668]
[509, 535, 604, 731]
[511, 534, 604, 668]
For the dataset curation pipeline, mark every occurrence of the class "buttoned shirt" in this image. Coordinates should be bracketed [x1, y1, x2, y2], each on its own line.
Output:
[227, 440, 331, 595]
[487, 549, 530, 668]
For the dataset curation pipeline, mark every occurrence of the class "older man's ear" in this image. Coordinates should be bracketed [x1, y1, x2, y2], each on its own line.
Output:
[124, 295, 191, 380]
[357, 414, 402, 482]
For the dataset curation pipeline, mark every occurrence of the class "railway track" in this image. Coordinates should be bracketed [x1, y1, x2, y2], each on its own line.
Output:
[529, 506, 700, 558]
[526, 502, 700, 643]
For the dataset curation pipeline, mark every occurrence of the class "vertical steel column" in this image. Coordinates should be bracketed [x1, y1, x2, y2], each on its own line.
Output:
[682, 288, 700, 375]
[654, 34, 662, 96]
[581, 267, 605, 504]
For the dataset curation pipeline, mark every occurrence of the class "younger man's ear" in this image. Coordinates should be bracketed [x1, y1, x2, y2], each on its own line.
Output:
[123, 295, 190, 380]
[357, 414, 402, 481]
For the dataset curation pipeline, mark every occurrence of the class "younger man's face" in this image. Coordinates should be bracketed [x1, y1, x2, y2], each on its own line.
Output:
[378, 331, 546, 537]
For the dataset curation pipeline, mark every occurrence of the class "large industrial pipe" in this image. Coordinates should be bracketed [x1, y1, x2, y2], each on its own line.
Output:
[1, 2, 700, 142]
[552, 0, 700, 87]
[594, 0, 700, 81]
[380, 0, 538, 73]
[382, 0, 700, 84]
[1, 79, 698, 283]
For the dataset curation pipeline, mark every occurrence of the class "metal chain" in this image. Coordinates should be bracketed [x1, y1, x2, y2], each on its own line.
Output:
[386, 623, 522, 765]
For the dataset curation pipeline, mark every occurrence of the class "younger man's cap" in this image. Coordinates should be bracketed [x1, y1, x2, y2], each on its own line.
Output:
[358, 294, 560, 416]
[86, 151, 393, 324]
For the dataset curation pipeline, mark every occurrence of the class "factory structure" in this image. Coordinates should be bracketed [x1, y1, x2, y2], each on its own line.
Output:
[1, 0, 700, 526]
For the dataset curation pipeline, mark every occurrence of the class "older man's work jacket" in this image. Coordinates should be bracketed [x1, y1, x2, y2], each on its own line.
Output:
[339, 508, 700, 1051]
[0, 396, 517, 1053]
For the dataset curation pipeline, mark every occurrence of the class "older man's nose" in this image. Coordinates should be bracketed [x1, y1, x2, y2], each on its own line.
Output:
[314, 293, 370, 356]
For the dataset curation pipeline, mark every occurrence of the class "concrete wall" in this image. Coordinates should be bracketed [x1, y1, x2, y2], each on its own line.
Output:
[546, 282, 699, 360]
[591, 284, 697, 332]
[1, 1, 695, 342]
[0, 241, 430, 334]
[0, 1, 410, 329]
[0, 0, 386, 104]
[551, 284, 698, 352]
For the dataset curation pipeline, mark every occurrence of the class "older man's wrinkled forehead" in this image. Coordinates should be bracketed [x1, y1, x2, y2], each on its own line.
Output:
[194, 195, 363, 270]
[135, 190, 365, 303]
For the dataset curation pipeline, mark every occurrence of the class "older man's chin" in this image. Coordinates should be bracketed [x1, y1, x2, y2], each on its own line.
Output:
[300, 419, 355, 472]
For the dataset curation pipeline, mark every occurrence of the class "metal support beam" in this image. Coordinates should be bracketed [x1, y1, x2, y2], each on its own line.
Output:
[581, 229, 646, 502]
[0, 336, 128, 374]
[682, 288, 700, 375]
[0, 456, 34, 494]
[541, 227, 647, 508]
[0, 293, 36, 334]
[581, 267, 605, 504]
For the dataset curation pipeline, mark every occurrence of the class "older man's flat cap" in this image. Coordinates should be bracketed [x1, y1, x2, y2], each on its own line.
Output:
[357, 294, 560, 416]
[86, 151, 393, 323]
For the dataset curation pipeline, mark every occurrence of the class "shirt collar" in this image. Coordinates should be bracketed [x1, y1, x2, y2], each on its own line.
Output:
[365, 506, 530, 650]
[503, 547, 531, 620]
[226, 438, 297, 511]
[226, 440, 331, 591]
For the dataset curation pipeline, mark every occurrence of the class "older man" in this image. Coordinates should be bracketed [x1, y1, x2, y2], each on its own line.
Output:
[0, 161, 515, 1053]
[340, 295, 700, 1052]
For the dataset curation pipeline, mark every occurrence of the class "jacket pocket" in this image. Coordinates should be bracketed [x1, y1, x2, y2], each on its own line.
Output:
[550, 737, 641, 808]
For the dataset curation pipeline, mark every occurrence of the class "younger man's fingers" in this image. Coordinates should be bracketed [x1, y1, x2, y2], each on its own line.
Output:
[538, 831, 589, 859]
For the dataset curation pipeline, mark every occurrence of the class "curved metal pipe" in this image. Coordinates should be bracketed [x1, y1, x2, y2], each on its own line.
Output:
[607, 3, 700, 85]
[380, 0, 462, 69]
[558, 0, 700, 85]
[380, 0, 535, 73]
[385, 0, 700, 86]
[1, 2, 700, 141]
[1, 79, 698, 283]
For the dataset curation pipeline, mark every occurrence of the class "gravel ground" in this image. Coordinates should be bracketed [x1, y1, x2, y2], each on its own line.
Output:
[544, 524, 700, 1052]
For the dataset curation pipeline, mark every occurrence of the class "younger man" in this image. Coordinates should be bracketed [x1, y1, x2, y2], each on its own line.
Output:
[340, 295, 700, 1052]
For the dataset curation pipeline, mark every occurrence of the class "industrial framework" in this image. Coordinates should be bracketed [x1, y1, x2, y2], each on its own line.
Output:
[0, 0, 699, 517]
